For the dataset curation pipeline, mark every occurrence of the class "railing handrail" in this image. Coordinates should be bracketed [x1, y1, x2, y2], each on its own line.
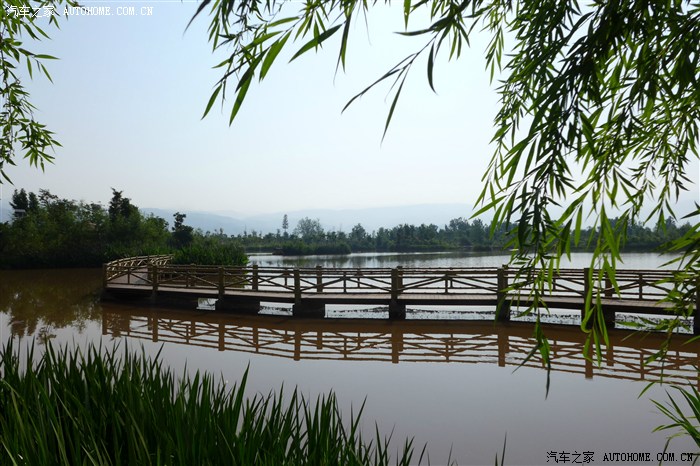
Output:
[105, 254, 174, 268]
[104, 254, 174, 284]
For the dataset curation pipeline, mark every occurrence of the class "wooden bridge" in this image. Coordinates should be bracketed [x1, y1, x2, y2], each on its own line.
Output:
[101, 308, 700, 387]
[102, 255, 699, 331]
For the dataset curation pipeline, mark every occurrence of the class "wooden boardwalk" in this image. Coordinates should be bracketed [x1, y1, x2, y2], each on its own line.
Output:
[102, 255, 700, 331]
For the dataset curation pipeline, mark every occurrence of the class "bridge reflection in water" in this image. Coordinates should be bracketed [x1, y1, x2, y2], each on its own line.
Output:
[102, 307, 700, 387]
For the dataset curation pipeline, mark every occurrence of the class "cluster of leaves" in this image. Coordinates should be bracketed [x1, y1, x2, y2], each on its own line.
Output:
[0, 188, 248, 268]
[0, 341, 420, 465]
[471, 0, 700, 363]
[0, 0, 79, 182]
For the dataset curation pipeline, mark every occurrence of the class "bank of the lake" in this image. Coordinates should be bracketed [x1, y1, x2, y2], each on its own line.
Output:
[2, 188, 691, 268]
[1, 252, 698, 465]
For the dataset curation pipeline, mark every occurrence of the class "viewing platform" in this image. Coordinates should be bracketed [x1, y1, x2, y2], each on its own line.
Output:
[102, 255, 700, 332]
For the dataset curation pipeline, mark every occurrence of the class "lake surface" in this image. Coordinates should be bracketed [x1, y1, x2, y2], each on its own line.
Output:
[2, 252, 698, 465]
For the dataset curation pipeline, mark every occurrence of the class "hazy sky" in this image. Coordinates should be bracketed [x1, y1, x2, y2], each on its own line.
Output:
[2, 1, 698, 218]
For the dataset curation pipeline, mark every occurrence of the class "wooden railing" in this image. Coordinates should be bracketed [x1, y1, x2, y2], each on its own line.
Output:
[103, 254, 174, 286]
[104, 259, 682, 302]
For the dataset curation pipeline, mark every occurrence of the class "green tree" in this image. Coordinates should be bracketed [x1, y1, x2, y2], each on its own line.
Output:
[9, 188, 29, 219]
[293, 217, 324, 241]
[108, 189, 137, 222]
[349, 223, 370, 250]
[195, 0, 699, 361]
[171, 212, 194, 249]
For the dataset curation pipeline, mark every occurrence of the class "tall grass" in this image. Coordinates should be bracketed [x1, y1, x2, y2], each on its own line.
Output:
[0, 342, 419, 465]
[653, 384, 700, 451]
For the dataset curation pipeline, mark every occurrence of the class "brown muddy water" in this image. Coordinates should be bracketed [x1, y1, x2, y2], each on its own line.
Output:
[1, 252, 698, 465]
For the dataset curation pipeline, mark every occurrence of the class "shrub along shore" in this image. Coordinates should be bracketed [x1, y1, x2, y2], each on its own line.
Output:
[0, 189, 247, 269]
[0, 341, 419, 465]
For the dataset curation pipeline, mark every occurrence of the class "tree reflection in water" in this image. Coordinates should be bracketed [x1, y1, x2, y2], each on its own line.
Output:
[0, 269, 102, 340]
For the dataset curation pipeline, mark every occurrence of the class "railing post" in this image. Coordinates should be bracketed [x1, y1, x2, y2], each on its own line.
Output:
[638, 273, 643, 300]
[343, 271, 347, 293]
[294, 268, 301, 305]
[496, 265, 510, 321]
[252, 264, 259, 291]
[218, 267, 224, 299]
[292, 266, 324, 318]
[389, 267, 405, 319]
[605, 275, 613, 298]
[316, 265, 323, 292]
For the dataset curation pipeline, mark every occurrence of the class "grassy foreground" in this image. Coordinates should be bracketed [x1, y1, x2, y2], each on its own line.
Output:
[0, 342, 419, 465]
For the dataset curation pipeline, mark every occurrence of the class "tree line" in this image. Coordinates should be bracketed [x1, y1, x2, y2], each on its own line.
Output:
[237, 215, 693, 256]
[0, 189, 246, 269]
[1, 188, 692, 268]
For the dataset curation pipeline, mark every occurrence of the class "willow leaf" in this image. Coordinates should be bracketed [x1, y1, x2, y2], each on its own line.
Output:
[290, 25, 342, 62]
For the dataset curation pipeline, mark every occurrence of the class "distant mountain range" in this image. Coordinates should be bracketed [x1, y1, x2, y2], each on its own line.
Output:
[2, 197, 696, 235]
[142, 198, 700, 236]
[142, 204, 478, 236]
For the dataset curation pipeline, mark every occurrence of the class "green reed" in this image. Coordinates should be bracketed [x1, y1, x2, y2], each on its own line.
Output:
[0, 341, 419, 465]
[654, 384, 700, 451]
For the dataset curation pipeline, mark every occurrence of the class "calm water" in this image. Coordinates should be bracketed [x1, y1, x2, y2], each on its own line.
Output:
[1, 252, 698, 465]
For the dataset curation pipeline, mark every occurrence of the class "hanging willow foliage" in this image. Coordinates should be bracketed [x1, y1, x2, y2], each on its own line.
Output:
[192, 0, 700, 387]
